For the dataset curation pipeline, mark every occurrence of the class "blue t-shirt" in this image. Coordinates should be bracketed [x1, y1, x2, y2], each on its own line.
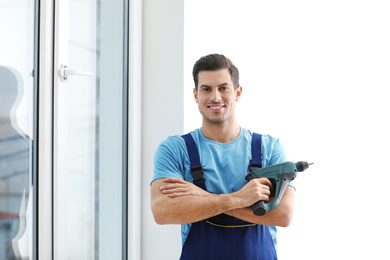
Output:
[152, 128, 288, 248]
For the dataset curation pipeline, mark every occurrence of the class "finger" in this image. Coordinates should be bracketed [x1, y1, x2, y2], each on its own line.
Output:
[160, 183, 187, 191]
[168, 192, 187, 198]
[161, 187, 187, 194]
[249, 179, 272, 190]
[167, 189, 198, 197]
[163, 177, 186, 183]
[262, 190, 271, 197]
[256, 181, 272, 197]
[258, 177, 272, 186]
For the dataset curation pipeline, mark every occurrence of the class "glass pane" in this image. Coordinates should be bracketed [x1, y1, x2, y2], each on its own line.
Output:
[0, 1, 36, 259]
[55, 0, 127, 259]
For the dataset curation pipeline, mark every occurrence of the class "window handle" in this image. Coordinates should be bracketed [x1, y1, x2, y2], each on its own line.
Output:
[59, 64, 93, 82]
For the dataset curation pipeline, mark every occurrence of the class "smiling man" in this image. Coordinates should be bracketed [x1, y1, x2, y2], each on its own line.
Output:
[151, 54, 295, 260]
[195, 69, 240, 125]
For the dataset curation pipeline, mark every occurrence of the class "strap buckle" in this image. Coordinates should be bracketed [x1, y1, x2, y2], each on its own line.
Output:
[249, 161, 262, 172]
[190, 165, 204, 182]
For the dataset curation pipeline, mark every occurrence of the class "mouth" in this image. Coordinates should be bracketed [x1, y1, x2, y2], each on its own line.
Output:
[207, 104, 225, 111]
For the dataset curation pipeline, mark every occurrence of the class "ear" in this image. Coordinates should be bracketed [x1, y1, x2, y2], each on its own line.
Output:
[193, 88, 199, 103]
[235, 86, 243, 102]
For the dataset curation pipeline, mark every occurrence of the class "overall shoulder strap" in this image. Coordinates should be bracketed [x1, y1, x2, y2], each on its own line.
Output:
[181, 133, 206, 190]
[250, 133, 262, 171]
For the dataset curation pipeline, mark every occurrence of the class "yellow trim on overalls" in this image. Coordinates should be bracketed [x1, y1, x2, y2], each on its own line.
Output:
[206, 221, 257, 228]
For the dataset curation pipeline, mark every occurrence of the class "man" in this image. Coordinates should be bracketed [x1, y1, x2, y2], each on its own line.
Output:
[151, 54, 295, 259]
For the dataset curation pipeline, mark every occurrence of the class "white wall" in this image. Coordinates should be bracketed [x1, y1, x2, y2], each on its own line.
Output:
[141, 1, 390, 259]
[141, 1, 184, 259]
[184, 1, 390, 259]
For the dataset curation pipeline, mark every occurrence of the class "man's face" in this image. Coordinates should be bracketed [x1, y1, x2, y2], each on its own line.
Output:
[194, 68, 242, 125]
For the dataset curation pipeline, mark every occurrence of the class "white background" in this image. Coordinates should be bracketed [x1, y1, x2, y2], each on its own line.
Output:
[183, 0, 390, 259]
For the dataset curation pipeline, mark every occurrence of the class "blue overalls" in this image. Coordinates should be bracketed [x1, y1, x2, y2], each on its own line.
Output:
[180, 133, 278, 260]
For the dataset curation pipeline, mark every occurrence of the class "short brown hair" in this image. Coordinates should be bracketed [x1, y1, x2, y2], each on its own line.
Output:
[192, 54, 239, 90]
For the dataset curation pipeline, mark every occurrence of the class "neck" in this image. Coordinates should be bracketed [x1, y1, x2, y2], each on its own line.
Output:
[201, 121, 240, 143]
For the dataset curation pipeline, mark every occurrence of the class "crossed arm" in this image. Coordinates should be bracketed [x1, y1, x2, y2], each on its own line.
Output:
[151, 177, 295, 227]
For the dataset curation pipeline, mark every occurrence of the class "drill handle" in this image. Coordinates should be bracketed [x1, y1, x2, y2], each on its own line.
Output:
[251, 201, 267, 216]
[245, 172, 268, 216]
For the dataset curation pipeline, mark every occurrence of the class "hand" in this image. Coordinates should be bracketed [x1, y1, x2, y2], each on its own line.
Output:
[232, 178, 273, 209]
[160, 177, 210, 198]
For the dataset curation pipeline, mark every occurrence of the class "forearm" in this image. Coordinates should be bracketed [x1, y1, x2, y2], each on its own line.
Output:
[151, 177, 294, 226]
[152, 193, 233, 224]
[225, 186, 295, 227]
[151, 178, 239, 224]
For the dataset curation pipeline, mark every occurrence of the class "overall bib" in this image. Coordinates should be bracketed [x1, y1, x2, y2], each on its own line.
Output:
[180, 133, 278, 260]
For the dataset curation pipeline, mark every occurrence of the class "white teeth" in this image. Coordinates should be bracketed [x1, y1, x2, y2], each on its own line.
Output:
[210, 106, 223, 109]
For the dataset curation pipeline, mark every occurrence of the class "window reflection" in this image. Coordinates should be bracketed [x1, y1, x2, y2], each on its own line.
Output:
[0, 66, 32, 260]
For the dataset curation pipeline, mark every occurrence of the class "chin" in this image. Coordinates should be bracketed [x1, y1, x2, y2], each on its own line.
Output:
[205, 117, 229, 124]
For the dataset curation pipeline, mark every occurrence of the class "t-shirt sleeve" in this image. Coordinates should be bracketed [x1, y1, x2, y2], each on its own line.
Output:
[268, 138, 288, 166]
[262, 135, 294, 188]
[151, 136, 186, 184]
[261, 135, 288, 167]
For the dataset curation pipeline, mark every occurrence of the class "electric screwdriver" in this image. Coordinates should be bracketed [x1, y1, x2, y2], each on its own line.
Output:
[245, 161, 313, 216]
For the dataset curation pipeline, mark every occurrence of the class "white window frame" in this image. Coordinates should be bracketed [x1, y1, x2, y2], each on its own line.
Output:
[127, 0, 142, 259]
[36, 0, 142, 259]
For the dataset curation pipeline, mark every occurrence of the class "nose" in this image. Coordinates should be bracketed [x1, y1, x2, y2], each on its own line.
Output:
[210, 89, 222, 102]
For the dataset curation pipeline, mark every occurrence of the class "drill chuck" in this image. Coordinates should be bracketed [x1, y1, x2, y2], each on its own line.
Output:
[296, 161, 314, 172]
